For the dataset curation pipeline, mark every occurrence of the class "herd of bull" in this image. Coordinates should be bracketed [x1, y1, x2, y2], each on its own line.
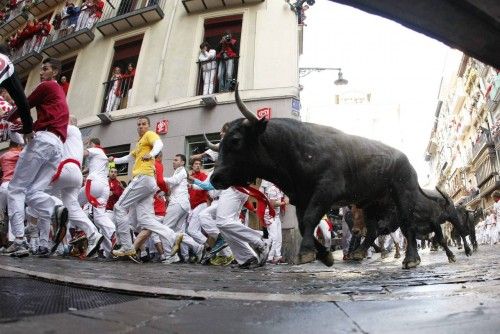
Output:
[208, 84, 481, 269]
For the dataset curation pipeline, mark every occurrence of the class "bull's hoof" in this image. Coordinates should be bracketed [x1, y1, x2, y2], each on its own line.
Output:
[464, 247, 472, 257]
[394, 251, 401, 259]
[402, 256, 420, 269]
[381, 251, 389, 259]
[352, 249, 365, 261]
[317, 251, 334, 267]
[448, 255, 456, 263]
[297, 251, 316, 264]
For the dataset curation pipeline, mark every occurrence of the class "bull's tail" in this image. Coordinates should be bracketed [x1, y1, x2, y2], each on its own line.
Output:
[435, 186, 451, 206]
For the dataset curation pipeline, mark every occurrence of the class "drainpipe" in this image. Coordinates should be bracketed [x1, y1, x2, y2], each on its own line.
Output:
[154, 0, 179, 102]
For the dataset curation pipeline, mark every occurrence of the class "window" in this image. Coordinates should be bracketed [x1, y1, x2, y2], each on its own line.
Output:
[186, 133, 220, 170]
[101, 35, 143, 114]
[105, 144, 131, 176]
[196, 15, 242, 95]
[59, 56, 77, 95]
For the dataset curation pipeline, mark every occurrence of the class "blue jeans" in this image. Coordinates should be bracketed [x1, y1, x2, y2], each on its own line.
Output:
[217, 58, 234, 92]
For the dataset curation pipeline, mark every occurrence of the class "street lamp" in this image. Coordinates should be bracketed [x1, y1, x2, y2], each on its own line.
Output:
[299, 67, 349, 85]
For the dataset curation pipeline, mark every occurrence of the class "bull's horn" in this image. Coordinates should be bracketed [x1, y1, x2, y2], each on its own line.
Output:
[204, 133, 219, 152]
[235, 82, 258, 123]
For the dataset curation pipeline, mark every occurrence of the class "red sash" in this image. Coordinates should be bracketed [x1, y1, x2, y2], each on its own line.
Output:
[51, 159, 81, 183]
[85, 179, 102, 208]
[236, 186, 275, 227]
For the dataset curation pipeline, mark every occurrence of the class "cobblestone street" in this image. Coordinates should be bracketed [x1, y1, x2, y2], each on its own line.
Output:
[0, 244, 499, 333]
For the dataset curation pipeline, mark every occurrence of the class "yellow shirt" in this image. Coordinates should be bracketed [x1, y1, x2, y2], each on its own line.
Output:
[131, 130, 160, 177]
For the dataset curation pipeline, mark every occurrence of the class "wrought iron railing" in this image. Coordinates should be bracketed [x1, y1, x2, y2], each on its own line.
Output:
[0, 0, 27, 25]
[195, 57, 239, 96]
[10, 32, 47, 60]
[471, 132, 489, 159]
[45, 6, 99, 44]
[100, 72, 135, 114]
[100, 0, 164, 21]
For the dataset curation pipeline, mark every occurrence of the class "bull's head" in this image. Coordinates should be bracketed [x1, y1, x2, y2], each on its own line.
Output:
[210, 83, 269, 189]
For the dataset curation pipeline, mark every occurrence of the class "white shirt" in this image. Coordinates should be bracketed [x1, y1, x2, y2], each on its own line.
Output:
[87, 147, 109, 180]
[62, 125, 84, 164]
[164, 166, 190, 210]
[199, 49, 217, 71]
[204, 148, 218, 162]
[260, 180, 283, 222]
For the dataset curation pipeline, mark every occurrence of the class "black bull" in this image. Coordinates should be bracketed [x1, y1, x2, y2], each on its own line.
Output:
[210, 86, 469, 269]
[453, 206, 483, 251]
[350, 189, 472, 265]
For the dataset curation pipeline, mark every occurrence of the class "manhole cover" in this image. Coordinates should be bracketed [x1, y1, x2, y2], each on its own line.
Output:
[0, 277, 137, 321]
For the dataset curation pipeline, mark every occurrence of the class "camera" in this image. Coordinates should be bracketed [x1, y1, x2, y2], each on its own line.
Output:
[223, 34, 231, 42]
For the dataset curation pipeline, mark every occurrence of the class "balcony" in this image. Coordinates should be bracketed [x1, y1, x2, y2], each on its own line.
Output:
[41, 9, 97, 58]
[96, 0, 165, 37]
[98, 73, 135, 124]
[471, 132, 490, 161]
[0, 1, 27, 38]
[11, 34, 46, 73]
[475, 155, 496, 188]
[195, 57, 239, 96]
[28, 0, 65, 17]
[181, 0, 264, 14]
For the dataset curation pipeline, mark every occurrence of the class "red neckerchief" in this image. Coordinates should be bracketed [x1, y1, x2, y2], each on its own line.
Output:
[51, 159, 81, 183]
[236, 186, 275, 227]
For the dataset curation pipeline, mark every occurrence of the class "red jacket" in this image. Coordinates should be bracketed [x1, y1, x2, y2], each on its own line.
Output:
[106, 178, 123, 210]
[188, 170, 208, 209]
[216, 38, 238, 59]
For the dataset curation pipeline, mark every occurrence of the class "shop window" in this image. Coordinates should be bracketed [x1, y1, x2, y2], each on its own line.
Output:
[186, 133, 220, 170]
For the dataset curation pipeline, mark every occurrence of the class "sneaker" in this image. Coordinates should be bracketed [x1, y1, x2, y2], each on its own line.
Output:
[210, 255, 235, 266]
[85, 232, 104, 257]
[152, 253, 167, 263]
[163, 254, 180, 264]
[35, 246, 50, 258]
[170, 233, 184, 256]
[50, 205, 68, 253]
[6, 240, 30, 257]
[29, 237, 39, 254]
[211, 236, 228, 255]
[112, 246, 136, 257]
[256, 240, 271, 266]
[238, 257, 259, 269]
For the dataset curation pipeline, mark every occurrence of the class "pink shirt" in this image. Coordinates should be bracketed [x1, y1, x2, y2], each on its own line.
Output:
[0, 147, 21, 183]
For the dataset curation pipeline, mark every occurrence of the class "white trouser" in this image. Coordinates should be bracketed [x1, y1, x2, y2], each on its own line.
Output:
[202, 68, 216, 95]
[199, 200, 220, 239]
[267, 215, 282, 259]
[163, 202, 189, 232]
[8, 131, 62, 245]
[490, 224, 498, 244]
[186, 202, 208, 245]
[78, 177, 115, 252]
[106, 91, 121, 112]
[114, 175, 176, 250]
[216, 188, 264, 264]
[50, 164, 98, 239]
[0, 182, 14, 241]
[314, 220, 332, 250]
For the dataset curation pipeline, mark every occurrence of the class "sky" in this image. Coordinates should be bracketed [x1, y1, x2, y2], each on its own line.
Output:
[299, 0, 453, 185]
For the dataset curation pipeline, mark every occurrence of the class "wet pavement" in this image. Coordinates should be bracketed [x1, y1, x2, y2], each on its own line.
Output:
[0, 245, 499, 333]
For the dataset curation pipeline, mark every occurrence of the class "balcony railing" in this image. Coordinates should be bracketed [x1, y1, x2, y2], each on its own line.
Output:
[0, 0, 28, 38]
[41, 8, 97, 58]
[10, 33, 46, 72]
[96, 0, 164, 36]
[195, 57, 239, 96]
[99, 73, 135, 122]
[471, 132, 489, 160]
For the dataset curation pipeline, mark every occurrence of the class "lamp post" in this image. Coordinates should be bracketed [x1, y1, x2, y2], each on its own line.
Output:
[299, 67, 348, 85]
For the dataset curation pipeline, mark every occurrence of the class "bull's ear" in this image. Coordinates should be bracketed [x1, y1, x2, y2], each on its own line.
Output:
[255, 118, 268, 135]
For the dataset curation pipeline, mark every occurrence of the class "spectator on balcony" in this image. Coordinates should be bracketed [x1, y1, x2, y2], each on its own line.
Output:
[59, 76, 69, 96]
[198, 41, 216, 95]
[84, 0, 104, 30]
[216, 31, 238, 92]
[105, 66, 122, 113]
[65, 2, 80, 32]
[0, 9, 7, 23]
[122, 62, 135, 90]
[33, 19, 51, 52]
